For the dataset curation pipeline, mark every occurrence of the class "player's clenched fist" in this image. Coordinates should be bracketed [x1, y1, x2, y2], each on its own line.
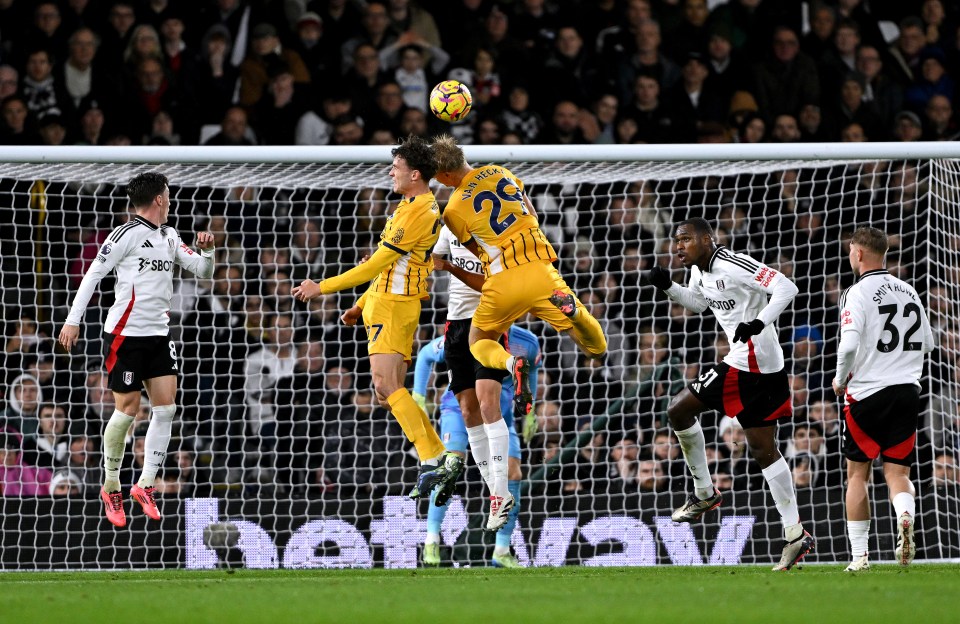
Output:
[340, 305, 362, 326]
[195, 231, 215, 250]
[292, 279, 322, 302]
[646, 266, 673, 290]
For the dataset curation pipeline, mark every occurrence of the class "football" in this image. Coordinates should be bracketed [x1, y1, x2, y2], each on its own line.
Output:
[429, 80, 473, 122]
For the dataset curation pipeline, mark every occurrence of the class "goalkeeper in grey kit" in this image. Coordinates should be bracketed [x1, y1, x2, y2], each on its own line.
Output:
[58, 172, 214, 528]
[646, 217, 815, 571]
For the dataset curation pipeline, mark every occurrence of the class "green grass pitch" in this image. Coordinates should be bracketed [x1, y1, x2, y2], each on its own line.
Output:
[2, 565, 958, 624]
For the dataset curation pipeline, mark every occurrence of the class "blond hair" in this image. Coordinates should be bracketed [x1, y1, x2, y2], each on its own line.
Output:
[432, 134, 467, 173]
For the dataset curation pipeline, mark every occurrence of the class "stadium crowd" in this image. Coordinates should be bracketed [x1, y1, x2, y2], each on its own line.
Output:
[1, 162, 959, 506]
[0, 0, 960, 146]
[0, 2, 958, 544]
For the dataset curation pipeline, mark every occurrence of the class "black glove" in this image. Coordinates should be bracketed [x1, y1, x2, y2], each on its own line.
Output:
[646, 266, 673, 291]
[732, 319, 765, 343]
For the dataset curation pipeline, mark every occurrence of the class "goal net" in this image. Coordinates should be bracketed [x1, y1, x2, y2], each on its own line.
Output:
[0, 144, 957, 569]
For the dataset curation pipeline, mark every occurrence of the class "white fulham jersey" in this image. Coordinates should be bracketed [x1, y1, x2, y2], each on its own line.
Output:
[66, 216, 215, 336]
[666, 246, 798, 374]
[433, 225, 484, 320]
[835, 270, 934, 401]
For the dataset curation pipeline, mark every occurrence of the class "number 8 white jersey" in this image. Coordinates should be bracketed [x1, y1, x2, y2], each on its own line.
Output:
[837, 270, 935, 401]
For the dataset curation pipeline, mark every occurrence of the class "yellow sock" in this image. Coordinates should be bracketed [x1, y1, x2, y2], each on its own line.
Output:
[470, 338, 511, 370]
[386, 388, 445, 461]
[571, 305, 607, 358]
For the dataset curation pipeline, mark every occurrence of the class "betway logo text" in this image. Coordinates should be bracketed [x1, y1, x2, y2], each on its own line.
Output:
[184, 497, 755, 569]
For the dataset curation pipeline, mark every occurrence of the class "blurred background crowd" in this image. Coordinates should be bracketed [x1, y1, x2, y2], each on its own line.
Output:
[2, 0, 960, 146]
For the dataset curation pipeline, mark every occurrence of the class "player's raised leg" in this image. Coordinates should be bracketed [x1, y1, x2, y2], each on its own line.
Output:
[845, 459, 872, 571]
[548, 288, 607, 360]
[666, 389, 722, 522]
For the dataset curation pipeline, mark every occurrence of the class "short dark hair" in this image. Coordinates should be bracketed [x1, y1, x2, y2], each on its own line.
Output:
[677, 217, 715, 239]
[126, 172, 168, 208]
[850, 226, 888, 255]
[392, 135, 436, 180]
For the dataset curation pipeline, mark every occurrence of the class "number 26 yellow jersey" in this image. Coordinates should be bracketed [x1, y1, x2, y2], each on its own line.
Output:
[442, 165, 557, 276]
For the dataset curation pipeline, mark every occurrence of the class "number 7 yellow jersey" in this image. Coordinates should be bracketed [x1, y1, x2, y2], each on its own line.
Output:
[442, 165, 557, 276]
[371, 193, 443, 299]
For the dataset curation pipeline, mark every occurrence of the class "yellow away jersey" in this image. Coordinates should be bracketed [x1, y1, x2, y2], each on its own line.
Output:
[443, 165, 558, 275]
[370, 192, 442, 298]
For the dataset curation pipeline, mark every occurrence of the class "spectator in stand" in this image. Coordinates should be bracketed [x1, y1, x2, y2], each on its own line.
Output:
[802, 2, 837, 61]
[652, 428, 686, 478]
[499, 85, 543, 144]
[823, 72, 884, 142]
[466, 5, 528, 87]
[624, 74, 679, 144]
[2, 373, 43, 439]
[386, 0, 442, 54]
[37, 109, 69, 145]
[840, 121, 867, 141]
[933, 452, 960, 487]
[74, 102, 105, 145]
[704, 24, 750, 108]
[819, 19, 861, 104]
[636, 457, 667, 492]
[295, 87, 356, 145]
[99, 1, 138, 74]
[66, 434, 100, 495]
[341, 2, 399, 73]
[56, 28, 120, 129]
[904, 46, 956, 114]
[398, 107, 429, 138]
[254, 70, 307, 145]
[596, 0, 653, 74]
[22, 403, 69, 471]
[383, 42, 447, 111]
[0, 429, 52, 496]
[21, 48, 64, 121]
[160, 12, 198, 92]
[77, 368, 115, 437]
[788, 452, 818, 489]
[887, 17, 928, 88]
[204, 106, 255, 145]
[923, 93, 958, 140]
[238, 23, 311, 110]
[770, 113, 802, 143]
[893, 110, 924, 141]
[344, 43, 389, 118]
[194, 25, 240, 127]
[856, 44, 903, 131]
[28, 1, 69, 64]
[753, 26, 820, 124]
[0, 65, 18, 101]
[122, 57, 195, 144]
[123, 24, 164, 85]
[535, 99, 589, 144]
[243, 312, 297, 440]
[737, 112, 766, 143]
[667, 52, 725, 137]
[540, 26, 598, 112]
[583, 92, 619, 144]
[609, 437, 639, 482]
[49, 469, 83, 496]
[292, 11, 339, 86]
[615, 18, 681, 106]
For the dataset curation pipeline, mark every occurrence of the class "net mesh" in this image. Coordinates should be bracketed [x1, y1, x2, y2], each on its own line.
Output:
[0, 155, 957, 569]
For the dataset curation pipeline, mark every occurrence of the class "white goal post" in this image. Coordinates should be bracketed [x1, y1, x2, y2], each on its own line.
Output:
[0, 142, 957, 570]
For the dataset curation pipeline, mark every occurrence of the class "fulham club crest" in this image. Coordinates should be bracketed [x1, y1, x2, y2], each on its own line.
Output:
[716, 280, 725, 291]
[123, 371, 134, 385]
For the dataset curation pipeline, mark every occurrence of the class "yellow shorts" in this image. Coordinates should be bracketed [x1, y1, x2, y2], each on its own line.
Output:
[361, 295, 421, 359]
[473, 261, 583, 335]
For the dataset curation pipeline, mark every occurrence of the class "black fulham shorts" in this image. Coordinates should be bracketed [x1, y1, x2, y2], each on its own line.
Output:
[688, 362, 792, 429]
[444, 319, 507, 395]
[843, 384, 920, 466]
[103, 333, 179, 393]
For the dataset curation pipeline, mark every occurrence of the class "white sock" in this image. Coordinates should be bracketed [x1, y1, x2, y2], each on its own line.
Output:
[103, 410, 134, 492]
[892, 492, 915, 518]
[494, 545, 511, 556]
[505, 355, 516, 372]
[484, 418, 510, 498]
[466, 424, 493, 491]
[137, 404, 175, 488]
[847, 519, 871, 557]
[675, 421, 713, 499]
[762, 457, 801, 531]
[426, 531, 441, 546]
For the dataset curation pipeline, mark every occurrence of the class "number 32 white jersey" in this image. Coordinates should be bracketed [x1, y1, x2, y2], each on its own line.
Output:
[836, 270, 934, 401]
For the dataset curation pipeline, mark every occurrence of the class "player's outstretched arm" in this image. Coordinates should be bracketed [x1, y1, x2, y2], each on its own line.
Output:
[648, 265, 708, 312]
[294, 246, 401, 302]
